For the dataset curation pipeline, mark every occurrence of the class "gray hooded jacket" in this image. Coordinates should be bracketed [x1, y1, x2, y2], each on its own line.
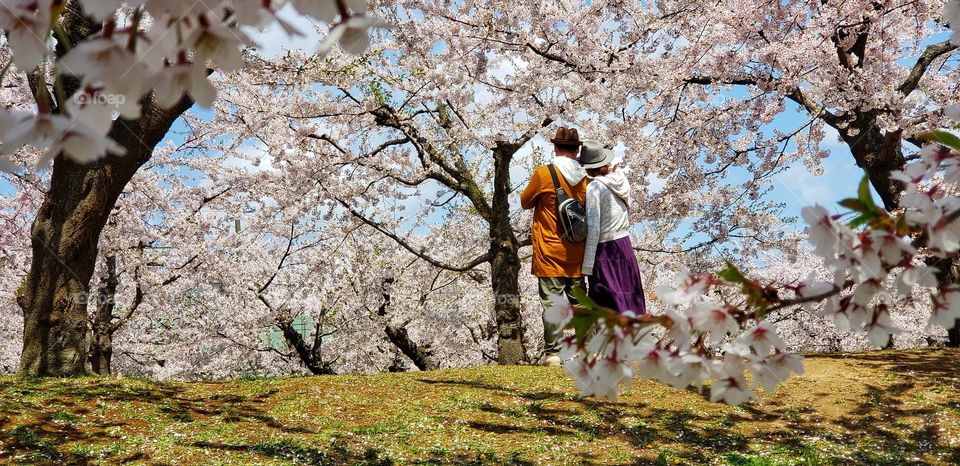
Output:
[582, 170, 633, 275]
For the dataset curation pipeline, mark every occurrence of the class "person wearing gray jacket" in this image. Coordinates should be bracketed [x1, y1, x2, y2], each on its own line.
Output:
[578, 141, 647, 315]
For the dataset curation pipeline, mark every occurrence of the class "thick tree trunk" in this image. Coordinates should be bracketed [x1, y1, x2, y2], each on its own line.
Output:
[490, 247, 525, 364]
[89, 255, 119, 375]
[17, 99, 190, 376]
[926, 256, 960, 347]
[15, 3, 194, 377]
[489, 144, 526, 365]
[843, 119, 906, 211]
[17, 156, 137, 376]
[950, 321, 960, 347]
[15, 2, 194, 376]
[849, 119, 960, 346]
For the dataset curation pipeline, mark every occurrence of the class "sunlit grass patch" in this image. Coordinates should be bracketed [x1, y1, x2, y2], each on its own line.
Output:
[0, 349, 957, 464]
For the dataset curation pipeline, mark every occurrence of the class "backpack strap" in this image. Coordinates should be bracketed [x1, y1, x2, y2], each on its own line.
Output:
[547, 164, 571, 202]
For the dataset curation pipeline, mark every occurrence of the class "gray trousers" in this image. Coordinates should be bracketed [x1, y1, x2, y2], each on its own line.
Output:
[538, 276, 586, 355]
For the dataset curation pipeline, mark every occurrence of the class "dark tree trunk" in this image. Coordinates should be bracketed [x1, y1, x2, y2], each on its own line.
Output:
[842, 116, 907, 211]
[384, 324, 438, 371]
[89, 255, 118, 375]
[17, 101, 192, 376]
[17, 104, 189, 376]
[276, 314, 336, 375]
[847, 121, 960, 347]
[15, 3, 195, 376]
[489, 143, 526, 365]
[489, 247, 524, 364]
[926, 256, 960, 347]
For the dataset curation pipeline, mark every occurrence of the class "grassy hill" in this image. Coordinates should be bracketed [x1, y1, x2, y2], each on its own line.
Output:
[0, 349, 958, 465]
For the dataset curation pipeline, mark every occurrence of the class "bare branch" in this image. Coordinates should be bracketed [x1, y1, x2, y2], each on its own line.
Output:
[331, 196, 491, 272]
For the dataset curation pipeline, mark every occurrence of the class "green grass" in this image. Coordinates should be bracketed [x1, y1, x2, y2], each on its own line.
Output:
[0, 349, 957, 464]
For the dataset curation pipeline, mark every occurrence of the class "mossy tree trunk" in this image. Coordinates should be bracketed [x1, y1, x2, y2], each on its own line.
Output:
[15, 2, 195, 376]
[342, 105, 551, 365]
[489, 141, 526, 365]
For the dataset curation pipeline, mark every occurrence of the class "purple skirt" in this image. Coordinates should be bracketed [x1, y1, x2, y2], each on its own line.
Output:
[588, 236, 647, 315]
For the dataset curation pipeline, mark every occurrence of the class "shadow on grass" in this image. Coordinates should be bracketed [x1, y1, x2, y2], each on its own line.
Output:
[0, 378, 183, 464]
[811, 350, 960, 464]
[0, 350, 957, 465]
[419, 350, 960, 465]
[0, 378, 318, 464]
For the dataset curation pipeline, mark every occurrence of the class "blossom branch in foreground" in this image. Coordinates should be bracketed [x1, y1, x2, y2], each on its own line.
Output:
[0, 0, 389, 171]
[549, 130, 960, 405]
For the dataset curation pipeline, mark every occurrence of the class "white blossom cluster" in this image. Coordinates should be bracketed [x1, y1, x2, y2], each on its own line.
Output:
[947, 0, 960, 45]
[0, 0, 385, 170]
[548, 131, 960, 405]
[546, 276, 804, 406]
[804, 138, 960, 345]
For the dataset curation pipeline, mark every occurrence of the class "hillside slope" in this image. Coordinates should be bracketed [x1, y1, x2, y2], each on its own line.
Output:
[0, 349, 958, 465]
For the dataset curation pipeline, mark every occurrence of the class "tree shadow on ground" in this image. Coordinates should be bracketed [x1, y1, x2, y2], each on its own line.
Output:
[0, 378, 327, 465]
[814, 349, 958, 380]
[0, 350, 957, 465]
[418, 377, 750, 464]
[418, 350, 960, 465]
[0, 378, 186, 465]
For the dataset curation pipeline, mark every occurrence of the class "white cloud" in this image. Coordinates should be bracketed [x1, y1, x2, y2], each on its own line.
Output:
[774, 164, 835, 206]
[244, 4, 322, 58]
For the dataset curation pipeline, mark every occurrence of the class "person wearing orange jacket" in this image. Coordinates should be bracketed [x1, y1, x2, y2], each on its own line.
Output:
[520, 127, 588, 366]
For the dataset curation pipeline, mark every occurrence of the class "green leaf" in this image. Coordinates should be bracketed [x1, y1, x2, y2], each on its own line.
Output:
[838, 198, 867, 213]
[718, 261, 747, 284]
[920, 130, 960, 152]
[569, 283, 591, 307]
[568, 284, 606, 343]
[857, 174, 876, 213]
[719, 261, 771, 312]
[847, 214, 871, 229]
[569, 313, 599, 344]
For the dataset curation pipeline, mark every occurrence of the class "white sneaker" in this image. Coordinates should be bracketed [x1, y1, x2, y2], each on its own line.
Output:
[542, 355, 562, 367]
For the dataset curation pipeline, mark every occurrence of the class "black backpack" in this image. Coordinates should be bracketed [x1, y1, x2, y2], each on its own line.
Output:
[547, 164, 587, 243]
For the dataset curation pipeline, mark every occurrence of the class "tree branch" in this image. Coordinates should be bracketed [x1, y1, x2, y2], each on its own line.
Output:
[898, 40, 959, 95]
[331, 196, 491, 272]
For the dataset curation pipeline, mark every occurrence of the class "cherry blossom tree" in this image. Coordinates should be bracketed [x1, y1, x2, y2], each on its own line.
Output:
[0, 0, 385, 376]
[429, 0, 960, 345]
[3, 0, 959, 401]
[1, 119, 504, 377]
[639, 0, 960, 343]
[193, 0, 805, 366]
[684, 1, 958, 345]
[101, 142, 501, 377]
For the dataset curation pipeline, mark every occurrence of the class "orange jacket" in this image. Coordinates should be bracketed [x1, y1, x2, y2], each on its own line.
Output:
[521, 165, 588, 278]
